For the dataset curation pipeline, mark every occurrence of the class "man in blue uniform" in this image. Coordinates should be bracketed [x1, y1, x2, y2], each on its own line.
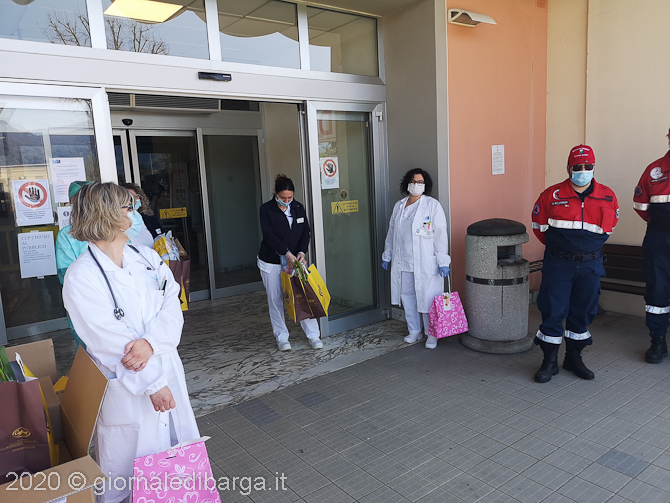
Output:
[633, 128, 670, 363]
[531, 145, 619, 383]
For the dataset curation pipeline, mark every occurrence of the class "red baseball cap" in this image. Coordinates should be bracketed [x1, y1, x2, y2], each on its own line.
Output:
[567, 144, 595, 167]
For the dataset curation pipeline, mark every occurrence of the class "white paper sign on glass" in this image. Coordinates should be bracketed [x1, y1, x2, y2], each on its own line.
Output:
[18, 231, 57, 279]
[320, 156, 340, 189]
[492, 145, 505, 175]
[12, 179, 54, 226]
[49, 158, 86, 203]
[57, 206, 73, 229]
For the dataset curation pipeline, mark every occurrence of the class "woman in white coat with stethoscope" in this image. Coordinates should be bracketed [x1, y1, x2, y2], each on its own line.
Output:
[63, 182, 199, 503]
[382, 169, 451, 349]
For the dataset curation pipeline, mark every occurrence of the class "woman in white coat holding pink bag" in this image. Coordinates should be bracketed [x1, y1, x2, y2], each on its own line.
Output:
[63, 182, 199, 503]
[382, 169, 451, 349]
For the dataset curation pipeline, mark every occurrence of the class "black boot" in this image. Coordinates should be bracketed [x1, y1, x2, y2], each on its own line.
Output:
[563, 339, 595, 380]
[645, 336, 668, 364]
[535, 340, 560, 383]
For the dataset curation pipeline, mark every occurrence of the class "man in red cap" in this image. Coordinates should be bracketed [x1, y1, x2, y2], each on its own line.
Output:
[531, 145, 619, 383]
[633, 129, 670, 364]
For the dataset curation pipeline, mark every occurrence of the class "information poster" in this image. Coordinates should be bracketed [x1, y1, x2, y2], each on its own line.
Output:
[49, 158, 86, 203]
[492, 145, 505, 175]
[57, 206, 72, 229]
[18, 231, 57, 278]
[12, 179, 54, 226]
[320, 157, 340, 189]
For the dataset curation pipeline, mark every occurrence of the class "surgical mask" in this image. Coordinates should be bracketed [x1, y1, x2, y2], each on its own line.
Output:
[133, 199, 141, 211]
[408, 182, 425, 197]
[276, 196, 292, 208]
[571, 170, 594, 187]
[124, 210, 144, 241]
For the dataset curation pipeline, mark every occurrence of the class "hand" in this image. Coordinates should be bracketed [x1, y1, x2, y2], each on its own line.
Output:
[382, 261, 390, 271]
[122, 339, 153, 372]
[439, 266, 450, 278]
[285, 252, 297, 267]
[297, 252, 308, 265]
[150, 386, 176, 412]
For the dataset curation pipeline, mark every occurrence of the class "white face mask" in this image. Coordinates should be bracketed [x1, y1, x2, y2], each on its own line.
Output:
[408, 182, 425, 197]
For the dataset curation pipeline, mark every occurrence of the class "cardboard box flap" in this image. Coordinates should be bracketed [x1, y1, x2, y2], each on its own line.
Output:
[6, 340, 57, 384]
[1, 455, 103, 503]
[60, 347, 108, 460]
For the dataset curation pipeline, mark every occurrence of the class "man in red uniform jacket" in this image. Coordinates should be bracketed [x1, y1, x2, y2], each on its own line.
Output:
[531, 145, 619, 383]
[633, 128, 670, 364]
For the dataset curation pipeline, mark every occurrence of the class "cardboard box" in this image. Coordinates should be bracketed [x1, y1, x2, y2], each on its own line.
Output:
[2, 341, 109, 503]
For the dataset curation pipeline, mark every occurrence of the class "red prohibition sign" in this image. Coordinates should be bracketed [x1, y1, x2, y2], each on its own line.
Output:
[322, 158, 337, 178]
[18, 182, 48, 209]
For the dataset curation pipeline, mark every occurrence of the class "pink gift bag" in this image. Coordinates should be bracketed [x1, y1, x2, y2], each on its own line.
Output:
[428, 283, 469, 339]
[133, 415, 220, 503]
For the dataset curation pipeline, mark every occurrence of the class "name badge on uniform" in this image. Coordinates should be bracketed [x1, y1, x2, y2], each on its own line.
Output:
[296, 217, 304, 224]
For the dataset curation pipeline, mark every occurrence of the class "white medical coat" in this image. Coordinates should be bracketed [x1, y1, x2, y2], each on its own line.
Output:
[63, 243, 199, 503]
[382, 195, 451, 313]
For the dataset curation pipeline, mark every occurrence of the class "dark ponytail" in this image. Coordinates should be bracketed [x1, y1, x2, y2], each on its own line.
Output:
[274, 174, 295, 194]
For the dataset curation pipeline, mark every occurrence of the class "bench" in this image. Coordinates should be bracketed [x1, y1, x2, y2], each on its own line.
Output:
[527, 244, 646, 296]
[601, 244, 645, 296]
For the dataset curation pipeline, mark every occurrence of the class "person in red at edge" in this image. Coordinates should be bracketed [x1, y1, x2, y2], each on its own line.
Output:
[531, 145, 619, 383]
[633, 128, 670, 364]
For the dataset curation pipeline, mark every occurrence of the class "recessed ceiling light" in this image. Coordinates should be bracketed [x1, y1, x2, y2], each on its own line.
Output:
[104, 0, 183, 24]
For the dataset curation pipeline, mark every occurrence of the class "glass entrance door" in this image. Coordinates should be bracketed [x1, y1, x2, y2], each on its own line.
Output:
[199, 130, 265, 298]
[307, 103, 388, 336]
[113, 130, 210, 298]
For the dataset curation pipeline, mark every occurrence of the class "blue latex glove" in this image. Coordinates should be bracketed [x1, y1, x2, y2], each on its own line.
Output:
[382, 261, 390, 271]
[439, 266, 450, 278]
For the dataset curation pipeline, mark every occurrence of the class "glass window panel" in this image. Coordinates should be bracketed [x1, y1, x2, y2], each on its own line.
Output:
[317, 111, 377, 317]
[307, 6, 378, 77]
[0, 0, 91, 46]
[0, 95, 100, 329]
[217, 0, 299, 69]
[102, 0, 209, 59]
[203, 135, 263, 290]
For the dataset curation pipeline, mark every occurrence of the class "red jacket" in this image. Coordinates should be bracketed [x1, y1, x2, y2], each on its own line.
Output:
[532, 178, 619, 254]
[634, 153, 670, 224]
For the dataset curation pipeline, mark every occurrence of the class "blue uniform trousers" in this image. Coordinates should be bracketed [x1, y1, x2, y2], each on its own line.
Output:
[643, 227, 670, 338]
[537, 253, 603, 344]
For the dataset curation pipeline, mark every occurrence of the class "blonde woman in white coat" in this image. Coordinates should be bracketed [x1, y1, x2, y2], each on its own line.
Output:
[382, 169, 451, 349]
[63, 182, 199, 503]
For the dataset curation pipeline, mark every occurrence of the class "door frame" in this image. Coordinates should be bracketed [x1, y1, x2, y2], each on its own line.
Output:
[305, 100, 389, 337]
[196, 127, 267, 300]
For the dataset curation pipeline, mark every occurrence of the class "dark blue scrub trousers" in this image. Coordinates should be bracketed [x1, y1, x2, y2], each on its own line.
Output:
[537, 253, 603, 344]
[643, 227, 670, 338]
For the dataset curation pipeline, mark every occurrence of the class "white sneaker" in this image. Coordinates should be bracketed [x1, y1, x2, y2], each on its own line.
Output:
[425, 335, 438, 349]
[404, 333, 423, 344]
[278, 341, 292, 351]
[310, 338, 324, 349]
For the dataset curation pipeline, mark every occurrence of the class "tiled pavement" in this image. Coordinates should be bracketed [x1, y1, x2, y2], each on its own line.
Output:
[197, 306, 670, 503]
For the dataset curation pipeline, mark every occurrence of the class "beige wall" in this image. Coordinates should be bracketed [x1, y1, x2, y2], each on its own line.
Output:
[585, 0, 670, 246]
[545, 0, 587, 187]
[547, 0, 670, 246]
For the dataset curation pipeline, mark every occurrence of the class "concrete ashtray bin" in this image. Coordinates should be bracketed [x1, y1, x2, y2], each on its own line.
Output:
[461, 218, 533, 354]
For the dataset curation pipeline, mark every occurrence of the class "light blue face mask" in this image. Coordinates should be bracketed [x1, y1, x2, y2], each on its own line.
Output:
[125, 209, 144, 241]
[571, 170, 594, 187]
[276, 196, 293, 208]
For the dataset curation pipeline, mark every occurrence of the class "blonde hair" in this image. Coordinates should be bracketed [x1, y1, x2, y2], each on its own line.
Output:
[69, 182, 133, 242]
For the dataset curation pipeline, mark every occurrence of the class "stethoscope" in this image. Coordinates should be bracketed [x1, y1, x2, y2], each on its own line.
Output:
[88, 244, 156, 320]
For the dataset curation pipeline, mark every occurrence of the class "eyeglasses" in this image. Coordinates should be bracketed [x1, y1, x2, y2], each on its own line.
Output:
[121, 205, 133, 211]
[571, 164, 594, 172]
[410, 180, 425, 185]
